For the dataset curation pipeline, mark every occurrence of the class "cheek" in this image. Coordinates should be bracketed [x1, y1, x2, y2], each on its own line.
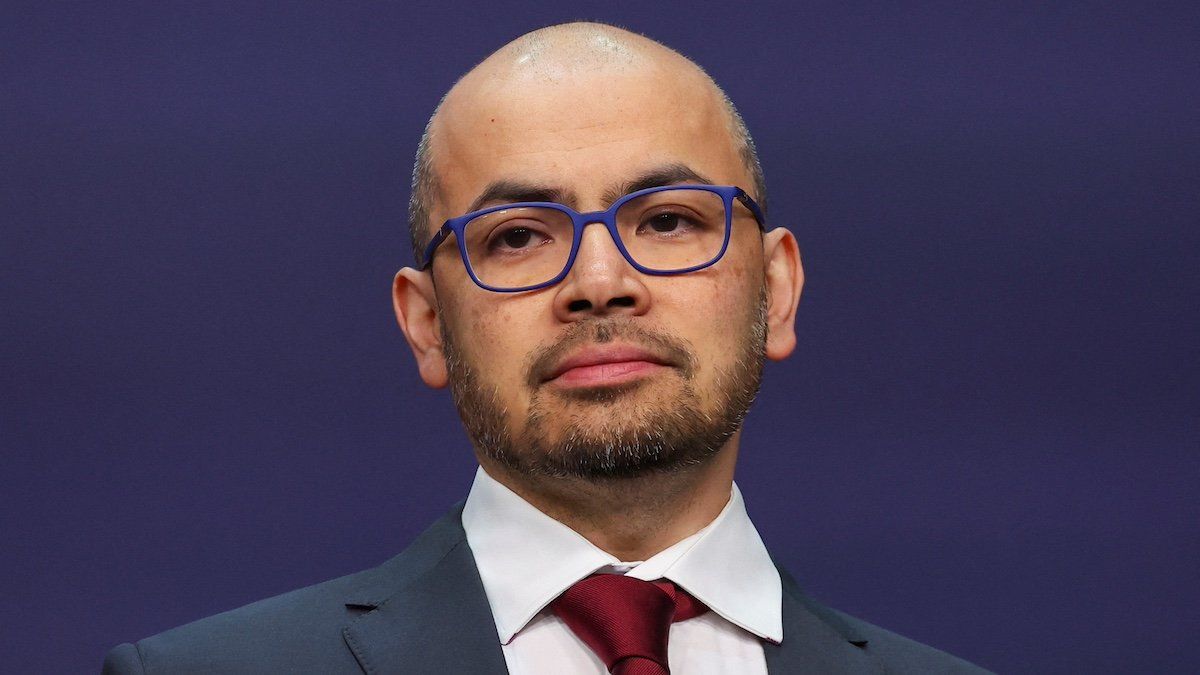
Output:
[661, 262, 762, 376]
[671, 247, 762, 326]
[457, 300, 539, 401]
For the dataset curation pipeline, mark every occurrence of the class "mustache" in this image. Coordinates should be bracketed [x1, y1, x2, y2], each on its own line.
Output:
[525, 319, 697, 388]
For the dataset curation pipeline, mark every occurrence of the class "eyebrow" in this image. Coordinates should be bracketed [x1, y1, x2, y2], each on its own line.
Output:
[601, 163, 714, 206]
[464, 163, 715, 215]
[466, 181, 578, 213]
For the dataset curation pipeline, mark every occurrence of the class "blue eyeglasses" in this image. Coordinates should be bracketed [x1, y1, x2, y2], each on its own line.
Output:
[420, 184, 767, 292]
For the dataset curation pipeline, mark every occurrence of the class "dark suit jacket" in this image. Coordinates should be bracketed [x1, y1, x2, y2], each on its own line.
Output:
[103, 503, 989, 674]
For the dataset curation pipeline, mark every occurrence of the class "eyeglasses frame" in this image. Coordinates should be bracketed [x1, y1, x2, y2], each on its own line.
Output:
[418, 184, 768, 293]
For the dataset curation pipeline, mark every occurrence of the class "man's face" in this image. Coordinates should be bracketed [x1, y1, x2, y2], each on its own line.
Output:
[420, 60, 774, 478]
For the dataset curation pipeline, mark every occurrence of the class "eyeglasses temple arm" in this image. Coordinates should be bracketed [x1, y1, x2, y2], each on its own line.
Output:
[419, 223, 453, 270]
[735, 190, 769, 231]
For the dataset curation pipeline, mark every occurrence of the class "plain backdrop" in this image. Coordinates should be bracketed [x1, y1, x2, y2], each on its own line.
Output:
[2, 2, 1197, 673]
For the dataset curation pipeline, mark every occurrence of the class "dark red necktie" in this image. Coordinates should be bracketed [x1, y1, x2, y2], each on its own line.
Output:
[551, 574, 710, 674]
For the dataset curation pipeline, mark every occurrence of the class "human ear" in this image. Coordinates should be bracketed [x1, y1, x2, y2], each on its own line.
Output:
[392, 268, 448, 388]
[761, 228, 804, 361]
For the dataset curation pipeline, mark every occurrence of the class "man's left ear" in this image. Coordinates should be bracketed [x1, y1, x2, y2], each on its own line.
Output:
[762, 228, 804, 361]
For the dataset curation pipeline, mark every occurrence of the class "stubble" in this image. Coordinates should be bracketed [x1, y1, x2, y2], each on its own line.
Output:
[441, 288, 767, 480]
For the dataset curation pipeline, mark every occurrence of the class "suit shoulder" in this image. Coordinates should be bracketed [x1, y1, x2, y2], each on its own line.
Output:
[827, 607, 993, 674]
[774, 561, 990, 674]
[104, 504, 468, 673]
[102, 642, 145, 675]
[108, 567, 381, 674]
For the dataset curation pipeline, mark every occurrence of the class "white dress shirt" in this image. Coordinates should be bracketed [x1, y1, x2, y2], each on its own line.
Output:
[460, 466, 782, 674]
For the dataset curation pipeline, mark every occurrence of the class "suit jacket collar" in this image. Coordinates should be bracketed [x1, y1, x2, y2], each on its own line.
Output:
[763, 563, 884, 673]
[340, 502, 881, 674]
[341, 503, 508, 674]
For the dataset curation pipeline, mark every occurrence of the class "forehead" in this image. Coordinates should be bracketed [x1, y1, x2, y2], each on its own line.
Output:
[431, 63, 747, 215]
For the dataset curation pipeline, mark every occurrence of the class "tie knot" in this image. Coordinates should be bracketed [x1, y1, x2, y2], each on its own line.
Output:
[551, 574, 709, 674]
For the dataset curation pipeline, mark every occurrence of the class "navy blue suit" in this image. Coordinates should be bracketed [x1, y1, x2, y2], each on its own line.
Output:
[103, 503, 989, 674]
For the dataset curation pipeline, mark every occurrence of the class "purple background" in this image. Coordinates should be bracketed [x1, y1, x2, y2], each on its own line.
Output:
[3, 2, 1197, 672]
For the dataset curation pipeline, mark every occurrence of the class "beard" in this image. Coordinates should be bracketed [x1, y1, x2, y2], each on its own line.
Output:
[441, 289, 767, 480]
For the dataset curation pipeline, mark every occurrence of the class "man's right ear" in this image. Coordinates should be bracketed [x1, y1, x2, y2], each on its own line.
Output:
[392, 268, 449, 389]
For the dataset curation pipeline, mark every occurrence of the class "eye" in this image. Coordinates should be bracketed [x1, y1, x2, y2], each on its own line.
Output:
[486, 224, 551, 253]
[637, 209, 702, 237]
[502, 228, 533, 248]
[648, 213, 684, 233]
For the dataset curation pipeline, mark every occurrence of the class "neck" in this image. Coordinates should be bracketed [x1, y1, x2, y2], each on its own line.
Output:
[478, 433, 740, 562]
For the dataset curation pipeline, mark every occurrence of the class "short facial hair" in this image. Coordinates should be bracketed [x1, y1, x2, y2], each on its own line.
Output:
[441, 287, 767, 480]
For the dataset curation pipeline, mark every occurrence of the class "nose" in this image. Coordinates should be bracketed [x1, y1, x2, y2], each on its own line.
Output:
[551, 221, 650, 322]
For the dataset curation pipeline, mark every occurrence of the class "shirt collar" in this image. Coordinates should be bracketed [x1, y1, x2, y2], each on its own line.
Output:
[460, 466, 782, 645]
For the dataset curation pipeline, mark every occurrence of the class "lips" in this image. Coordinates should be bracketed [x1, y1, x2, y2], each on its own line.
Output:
[543, 344, 674, 384]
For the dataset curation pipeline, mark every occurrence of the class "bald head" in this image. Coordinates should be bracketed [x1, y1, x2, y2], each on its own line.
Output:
[472, 21, 661, 77]
[407, 22, 766, 263]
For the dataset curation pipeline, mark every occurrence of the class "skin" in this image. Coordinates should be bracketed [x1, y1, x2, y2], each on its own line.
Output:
[393, 24, 804, 562]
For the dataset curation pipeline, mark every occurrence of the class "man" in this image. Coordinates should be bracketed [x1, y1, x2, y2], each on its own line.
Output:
[104, 22, 987, 674]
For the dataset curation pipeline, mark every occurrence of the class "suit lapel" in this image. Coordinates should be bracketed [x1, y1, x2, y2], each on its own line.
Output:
[763, 566, 883, 674]
[341, 506, 509, 674]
